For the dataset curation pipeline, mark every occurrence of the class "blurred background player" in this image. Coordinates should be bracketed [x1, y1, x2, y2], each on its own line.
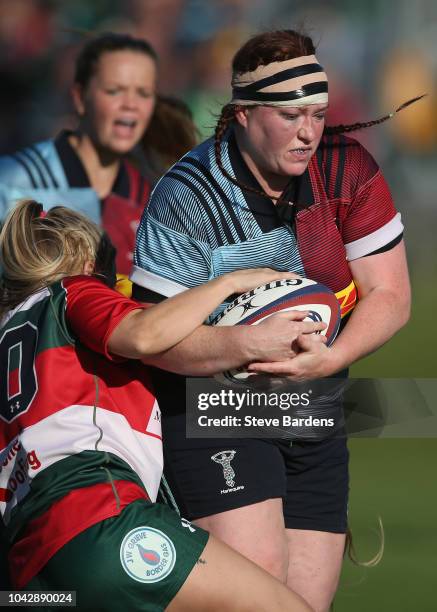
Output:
[0, 32, 197, 278]
[0, 199, 320, 611]
[131, 29, 414, 612]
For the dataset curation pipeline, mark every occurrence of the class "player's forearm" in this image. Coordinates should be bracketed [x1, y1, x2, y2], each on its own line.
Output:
[143, 325, 258, 375]
[328, 284, 411, 374]
[112, 269, 301, 359]
[109, 276, 236, 358]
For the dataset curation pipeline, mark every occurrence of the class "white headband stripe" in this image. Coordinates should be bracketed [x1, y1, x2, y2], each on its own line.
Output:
[232, 54, 320, 86]
[232, 92, 329, 107]
[233, 63, 325, 93]
[231, 54, 328, 107]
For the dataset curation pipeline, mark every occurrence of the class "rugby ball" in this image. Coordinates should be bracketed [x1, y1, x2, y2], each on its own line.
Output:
[212, 277, 340, 383]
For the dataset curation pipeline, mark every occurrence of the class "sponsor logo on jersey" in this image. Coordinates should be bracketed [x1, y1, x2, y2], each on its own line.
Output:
[0, 438, 41, 505]
[335, 281, 357, 318]
[120, 527, 176, 583]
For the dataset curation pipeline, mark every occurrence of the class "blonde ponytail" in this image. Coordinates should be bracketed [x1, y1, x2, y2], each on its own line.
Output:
[0, 200, 103, 318]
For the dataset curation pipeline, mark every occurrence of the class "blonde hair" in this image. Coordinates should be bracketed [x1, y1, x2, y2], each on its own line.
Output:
[345, 517, 385, 568]
[0, 199, 104, 318]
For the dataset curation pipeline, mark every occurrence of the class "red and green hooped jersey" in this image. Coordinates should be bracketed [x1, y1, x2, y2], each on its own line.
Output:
[0, 277, 162, 542]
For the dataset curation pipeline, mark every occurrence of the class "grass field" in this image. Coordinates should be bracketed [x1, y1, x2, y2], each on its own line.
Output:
[335, 272, 437, 611]
[336, 438, 436, 611]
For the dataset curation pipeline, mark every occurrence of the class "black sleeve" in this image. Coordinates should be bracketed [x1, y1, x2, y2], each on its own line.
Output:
[132, 283, 166, 303]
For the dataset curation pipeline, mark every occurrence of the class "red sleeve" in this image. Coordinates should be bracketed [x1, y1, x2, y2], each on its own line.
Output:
[62, 276, 146, 360]
[340, 143, 403, 260]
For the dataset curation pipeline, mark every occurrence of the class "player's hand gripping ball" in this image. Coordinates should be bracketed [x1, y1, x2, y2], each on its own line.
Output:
[212, 277, 341, 383]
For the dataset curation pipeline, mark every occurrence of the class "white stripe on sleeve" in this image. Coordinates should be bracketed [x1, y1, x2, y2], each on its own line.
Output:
[130, 266, 188, 297]
[345, 213, 403, 261]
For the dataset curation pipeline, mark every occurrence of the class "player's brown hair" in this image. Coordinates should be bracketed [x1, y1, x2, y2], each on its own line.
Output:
[74, 32, 157, 89]
[140, 95, 199, 180]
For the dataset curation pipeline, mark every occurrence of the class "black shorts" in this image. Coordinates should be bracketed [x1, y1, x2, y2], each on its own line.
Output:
[162, 414, 349, 533]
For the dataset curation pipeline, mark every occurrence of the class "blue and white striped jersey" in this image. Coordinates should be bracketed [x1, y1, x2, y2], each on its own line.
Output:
[132, 132, 305, 318]
[132, 129, 402, 323]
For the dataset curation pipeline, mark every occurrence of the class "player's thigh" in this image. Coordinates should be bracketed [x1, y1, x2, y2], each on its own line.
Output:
[167, 534, 313, 612]
[194, 497, 288, 582]
[161, 426, 289, 580]
[161, 419, 287, 522]
[281, 436, 349, 611]
[286, 529, 345, 612]
[286, 529, 346, 584]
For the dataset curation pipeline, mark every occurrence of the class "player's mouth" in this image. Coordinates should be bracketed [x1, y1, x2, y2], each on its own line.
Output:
[289, 147, 312, 159]
[113, 118, 138, 138]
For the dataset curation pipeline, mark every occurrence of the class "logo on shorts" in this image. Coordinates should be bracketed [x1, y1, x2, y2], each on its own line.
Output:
[181, 517, 196, 533]
[211, 450, 236, 487]
[211, 450, 245, 495]
[120, 526, 176, 583]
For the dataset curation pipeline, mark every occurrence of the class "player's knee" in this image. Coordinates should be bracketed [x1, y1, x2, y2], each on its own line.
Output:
[287, 562, 341, 612]
[251, 540, 288, 583]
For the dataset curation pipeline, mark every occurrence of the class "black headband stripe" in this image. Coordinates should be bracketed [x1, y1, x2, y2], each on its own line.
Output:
[232, 81, 328, 102]
[237, 64, 325, 93]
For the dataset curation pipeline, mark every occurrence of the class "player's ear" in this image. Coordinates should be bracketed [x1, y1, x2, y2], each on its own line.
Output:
[83, 260, 94, 275]
[235, 107, 250, 128]
[71, 84, 86, 117]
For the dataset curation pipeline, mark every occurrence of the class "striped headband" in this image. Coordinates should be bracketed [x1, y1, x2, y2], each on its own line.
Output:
[231, 54, 328, 107]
